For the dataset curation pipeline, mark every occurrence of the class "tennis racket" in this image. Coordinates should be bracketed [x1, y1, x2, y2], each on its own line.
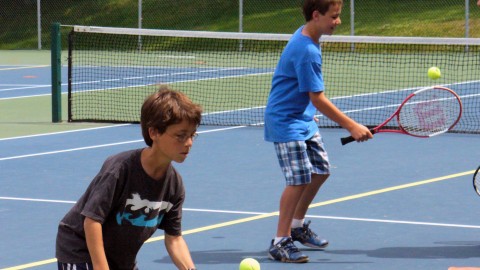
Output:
[473, 165, 480, 196]
[341, 86, 462, 145]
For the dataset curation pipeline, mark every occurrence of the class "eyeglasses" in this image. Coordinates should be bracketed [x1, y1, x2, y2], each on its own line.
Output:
[166, 132, 198, 143]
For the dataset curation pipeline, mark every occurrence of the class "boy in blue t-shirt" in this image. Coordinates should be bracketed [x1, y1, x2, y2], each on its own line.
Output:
[264, 0, 372, 263]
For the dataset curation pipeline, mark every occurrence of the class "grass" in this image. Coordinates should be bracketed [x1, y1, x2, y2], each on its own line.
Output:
[2, 0, 480, 49]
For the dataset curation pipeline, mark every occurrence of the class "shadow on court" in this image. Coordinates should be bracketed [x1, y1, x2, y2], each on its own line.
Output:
[326, 242, 480, 259]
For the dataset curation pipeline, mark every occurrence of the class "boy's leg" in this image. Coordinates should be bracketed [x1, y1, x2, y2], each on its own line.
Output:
[293, 174, 329, 220]
[294, 131, 330, 219]
[268, 184, 310, 263]
[273, 139, 315, 238]
[276, 184, 306, 237]
[290, 132, 331, 248]
[269, 141, 313, 263]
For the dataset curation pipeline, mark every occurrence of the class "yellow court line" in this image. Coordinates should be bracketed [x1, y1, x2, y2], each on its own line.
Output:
[308, 170, 475, 208]
[0, 65, 49, 71]
[1, 170, 473, 270]
[1, 259, 58, 270]
[146, 212, 279, 243]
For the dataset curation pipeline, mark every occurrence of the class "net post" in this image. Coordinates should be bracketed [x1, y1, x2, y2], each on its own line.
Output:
[51, 22, 62, 123]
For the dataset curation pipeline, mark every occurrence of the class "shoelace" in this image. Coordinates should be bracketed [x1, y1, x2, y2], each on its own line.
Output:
[280, 238, 300, 253]
[302, 220, 318, 238]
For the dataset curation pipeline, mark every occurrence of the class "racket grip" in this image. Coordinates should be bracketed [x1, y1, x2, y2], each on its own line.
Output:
[340, 136, 356, 145]
[340, 129, 376, 145]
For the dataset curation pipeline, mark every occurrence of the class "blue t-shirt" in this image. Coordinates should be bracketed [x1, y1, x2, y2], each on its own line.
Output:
[264, 26, 324, 142]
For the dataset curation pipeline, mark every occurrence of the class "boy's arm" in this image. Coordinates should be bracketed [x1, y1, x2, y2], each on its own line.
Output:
[164, 233, 196, 270]
[84, 217, 110, 270]
[309, 91, 372, 142]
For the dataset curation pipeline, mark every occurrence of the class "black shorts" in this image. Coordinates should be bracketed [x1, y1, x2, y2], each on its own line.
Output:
[57, 262, 93, 270]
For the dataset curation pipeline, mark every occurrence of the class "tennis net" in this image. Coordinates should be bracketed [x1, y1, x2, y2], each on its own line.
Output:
[67, 25, 480, 134]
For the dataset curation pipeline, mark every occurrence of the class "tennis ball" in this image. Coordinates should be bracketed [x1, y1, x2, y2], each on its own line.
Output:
[239, 258, 260, 270]
[427, 67, 441, 80]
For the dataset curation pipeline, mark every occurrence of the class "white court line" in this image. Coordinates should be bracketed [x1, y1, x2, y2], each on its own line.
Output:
[0, 84, 42, 86]
[0, 69, 270, 100]
[0, 126, 246, 161]
[305, 214, 480, 229]
[64, 71, 273, 96]
[0, 93, 50, 100]
[0, 84, 52, 92]
[0, 124, 131, 141]
[0, 67, 263, 93]
[0, 197, 75, 204]
[157, 55, 196, 59]
[0, 65, 49, 71]
[0, 196, 478, 229]
[0, 140, 143, 161]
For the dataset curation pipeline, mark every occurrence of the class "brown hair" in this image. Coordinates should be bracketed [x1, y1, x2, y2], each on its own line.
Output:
[141, 86, 202, 146]
[302, 0, 343, 21]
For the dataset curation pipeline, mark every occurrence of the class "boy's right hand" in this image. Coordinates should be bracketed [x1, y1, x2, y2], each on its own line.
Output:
[348, 123, 373, 142]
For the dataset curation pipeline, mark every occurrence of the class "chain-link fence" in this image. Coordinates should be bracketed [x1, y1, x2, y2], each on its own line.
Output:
[1, 0, 480, 50]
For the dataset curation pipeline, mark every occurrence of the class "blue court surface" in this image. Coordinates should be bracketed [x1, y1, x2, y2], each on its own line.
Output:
[1, 63, 480, 270]
[0, 65, 56, 99]
[1, 125, 480, 270]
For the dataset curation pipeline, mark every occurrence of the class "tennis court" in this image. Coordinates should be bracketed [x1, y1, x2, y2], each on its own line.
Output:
[1, 118, 480, 270]
[1, 37, 480, 270]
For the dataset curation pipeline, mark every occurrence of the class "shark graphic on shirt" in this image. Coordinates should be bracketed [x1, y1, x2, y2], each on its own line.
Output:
[116, 193, 174, 227]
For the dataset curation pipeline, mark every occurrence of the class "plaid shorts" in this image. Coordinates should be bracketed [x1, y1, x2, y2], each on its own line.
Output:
[274, 132, 330, 186]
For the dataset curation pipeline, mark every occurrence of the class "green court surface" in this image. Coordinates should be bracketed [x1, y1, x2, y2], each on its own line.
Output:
[0, 50, 110, 139]
[0, 95, 108, 138]
[0, 50, 52, 65]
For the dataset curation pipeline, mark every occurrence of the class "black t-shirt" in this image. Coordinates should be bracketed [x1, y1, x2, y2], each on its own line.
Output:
[56, 148, 185, 269]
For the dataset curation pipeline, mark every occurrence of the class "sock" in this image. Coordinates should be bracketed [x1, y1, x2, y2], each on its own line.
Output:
[274, 237, 288, 245]
[291, 218, 305, 229]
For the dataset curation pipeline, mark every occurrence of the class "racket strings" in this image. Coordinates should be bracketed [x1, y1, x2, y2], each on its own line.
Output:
[474, 166, 480, 196]
[398, 88, 462, 137]
[475, 175, 480, 195]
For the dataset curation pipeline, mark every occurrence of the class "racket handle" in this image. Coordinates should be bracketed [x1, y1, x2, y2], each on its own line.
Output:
[340, 136, 356, 145]
[340, 129, 376, 145]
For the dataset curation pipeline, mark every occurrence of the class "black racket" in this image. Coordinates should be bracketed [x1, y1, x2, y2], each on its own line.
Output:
[341, 86, 463, 145]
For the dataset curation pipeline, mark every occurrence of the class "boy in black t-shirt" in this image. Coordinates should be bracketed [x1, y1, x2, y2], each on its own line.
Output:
[56, 86, 201, 270]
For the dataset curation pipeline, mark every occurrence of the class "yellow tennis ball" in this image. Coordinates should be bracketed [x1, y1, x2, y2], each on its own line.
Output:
[239, 258, 260, 270]
[427, 67, 441, 80]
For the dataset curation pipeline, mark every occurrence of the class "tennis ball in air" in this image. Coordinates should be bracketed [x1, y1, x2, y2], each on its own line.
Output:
[239, 258, 260, 270]
[427, 67, 441, 80]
